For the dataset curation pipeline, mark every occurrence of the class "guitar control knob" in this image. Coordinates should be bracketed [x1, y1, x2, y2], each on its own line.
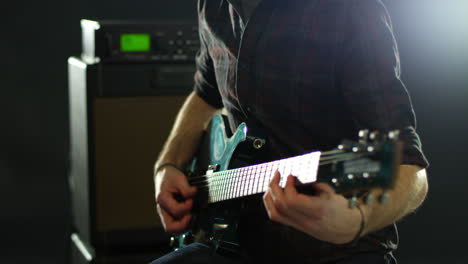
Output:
[182, 233, 194, 245]
[253, 138, 266, 149]
[388, 130, 400, 140]
[369, 131, 380, 141]
[358, 129, 369, 143]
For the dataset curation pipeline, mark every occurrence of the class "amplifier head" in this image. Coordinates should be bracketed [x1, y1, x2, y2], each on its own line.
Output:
[81, 19, 199, 64]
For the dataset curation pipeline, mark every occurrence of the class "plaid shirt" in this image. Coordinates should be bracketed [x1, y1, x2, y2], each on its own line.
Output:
[194, 0, 428, 261]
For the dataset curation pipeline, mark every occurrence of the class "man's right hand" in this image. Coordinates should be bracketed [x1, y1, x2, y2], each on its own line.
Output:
[154, 165, 197, 235]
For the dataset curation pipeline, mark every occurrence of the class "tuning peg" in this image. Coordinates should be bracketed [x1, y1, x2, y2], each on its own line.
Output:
[379, 191, 391, 204]
[338, 144, 349, 151]
[358, 129, 370, 143]
[331, 178, 340, 188]
[364, 193, 374, 205]
[348, 196, 359, 209]
[366, 146, 375, 152]
[388, 130, 400, 141]
[369, 131, 380, 141]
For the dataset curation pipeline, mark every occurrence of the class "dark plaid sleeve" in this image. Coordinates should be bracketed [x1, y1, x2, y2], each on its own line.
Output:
[193, 0, 224, 109]
[338, 0, 429, 168]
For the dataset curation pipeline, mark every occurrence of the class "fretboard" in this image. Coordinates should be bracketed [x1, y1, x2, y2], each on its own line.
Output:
[205, 151, 321, 203]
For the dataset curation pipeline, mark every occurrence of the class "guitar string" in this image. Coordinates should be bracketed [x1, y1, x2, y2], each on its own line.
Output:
[194, 153, 370, 203]
[186, 150, 346, 184]
[188, 153, 369, 191]
[187, 151, 359, 186]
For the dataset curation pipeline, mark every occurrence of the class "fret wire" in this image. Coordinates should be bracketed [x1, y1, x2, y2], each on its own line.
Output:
[258, 163, 263, 193]
[241, 167, 246, 198]
[211, 173, 215, 202]
[230, 170, 235, 201]
[242, 167, 248, 197]
[220, 171, 224, 201]
[232, 169, 237, 200]
[266, 164, 273, 190]
[238, 169, 243, 198]
[216, 172, 220, 202]
[234, 168, 241, 199]
[240, 167, 246, 198]
[250, 171, 254, 196]
[252, 165, 258, 195]
[296, 156, 303, 183]
[252, 165, 258, 194]
[253, 165, 258, 194]
[210, 173, 214, 202]
[226, 170, 231, 201]
[234, 168, 243, 198]
[243, 167, 249, 196]
[251, 166, 256, 196]
[253, 171, 258, 195]
[237, 168, 243, 198]
[253, 166, 258, 195]
[219, 171, 225, 201]
[246, 167, 250, 197]
[257, 167, 265, 195]
[252, 167, 257, 194]
[217, 171, 221, 201]
[214, 172, 219, 202]
[233, 169, 239, 199]
[224, 170, 228, 201]
[223, 170, 229, 201]
[225, 170, 229, 201]
[247, 167, 252, 196]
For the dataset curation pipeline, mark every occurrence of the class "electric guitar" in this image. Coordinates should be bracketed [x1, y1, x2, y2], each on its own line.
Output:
[170, 114, 402, 254]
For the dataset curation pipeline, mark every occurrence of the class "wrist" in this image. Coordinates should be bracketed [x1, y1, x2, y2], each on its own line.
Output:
[155, 162, 185, 174]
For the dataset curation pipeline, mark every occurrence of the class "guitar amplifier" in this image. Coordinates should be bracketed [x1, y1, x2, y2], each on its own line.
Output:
[81, 19, 199, 64]
[67, 55, 192, 252]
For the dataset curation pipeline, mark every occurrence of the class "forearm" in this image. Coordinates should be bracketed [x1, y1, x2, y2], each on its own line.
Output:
[155, 91, 221, 169]
[361, 165, 428, 235]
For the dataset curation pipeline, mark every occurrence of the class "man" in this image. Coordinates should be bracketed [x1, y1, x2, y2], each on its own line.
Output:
[152, 0, 429, 263]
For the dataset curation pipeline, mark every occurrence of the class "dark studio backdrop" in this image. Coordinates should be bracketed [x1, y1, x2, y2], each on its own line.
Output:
[1, 0, 467, 263]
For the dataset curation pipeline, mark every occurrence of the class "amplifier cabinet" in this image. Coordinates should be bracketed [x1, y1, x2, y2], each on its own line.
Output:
[68, 57, 191, 249]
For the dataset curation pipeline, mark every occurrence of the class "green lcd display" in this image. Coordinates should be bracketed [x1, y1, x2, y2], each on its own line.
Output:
[120, 33, 151, 52]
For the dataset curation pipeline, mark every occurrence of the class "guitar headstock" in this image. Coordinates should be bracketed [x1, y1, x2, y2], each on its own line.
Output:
[322, 129, 403, 207]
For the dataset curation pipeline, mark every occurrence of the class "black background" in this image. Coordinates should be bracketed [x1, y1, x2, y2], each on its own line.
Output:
[1, 0, 467, 263]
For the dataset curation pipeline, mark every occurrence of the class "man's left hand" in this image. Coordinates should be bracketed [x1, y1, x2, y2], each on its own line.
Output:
[263, 171, 365, 244]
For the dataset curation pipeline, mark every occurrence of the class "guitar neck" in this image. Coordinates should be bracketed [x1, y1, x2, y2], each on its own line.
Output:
[205, 151, 322, 204]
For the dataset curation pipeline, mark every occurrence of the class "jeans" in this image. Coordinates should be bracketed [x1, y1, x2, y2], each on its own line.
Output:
[149, 242, 397, 264]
